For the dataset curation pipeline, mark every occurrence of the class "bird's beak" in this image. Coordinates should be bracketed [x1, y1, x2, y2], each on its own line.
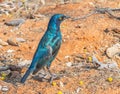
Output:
[64, 15, 70, 20]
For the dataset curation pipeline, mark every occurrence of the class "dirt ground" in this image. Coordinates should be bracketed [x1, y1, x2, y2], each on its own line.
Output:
[0, 0, 120, 94]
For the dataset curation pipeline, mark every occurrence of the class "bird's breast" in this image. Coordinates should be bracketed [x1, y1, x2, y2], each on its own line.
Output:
[40, 30, 62, 49]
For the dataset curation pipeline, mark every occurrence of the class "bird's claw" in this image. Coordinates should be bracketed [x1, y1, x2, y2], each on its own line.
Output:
[38, 73, 47, 78]
[49, 74, 58, 83]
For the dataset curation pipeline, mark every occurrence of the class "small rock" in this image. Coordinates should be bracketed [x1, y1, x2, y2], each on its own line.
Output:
[0, 45, 3, 48]
[18, 60, 32, 67]
[7, 38, 18, 46]
[4, 18, 25, 26]
[88, 2, 95, 7]
[114, 55, 120, 65]
[1, 86, 9, 92]
[106, 43, 120, 58]
[0, 66, 9, 71]
[98, 0, 106, 2]
[41, 0, 45, 5]
[16, 38, 26, 43]
[0, 39, 8, 46]
[0, 85, 2, 90]
[7, 49, 15, 53]
[76, 87, 81, 93]
[66, 62, 72, 67]
[107, 62, 118, 69]
[104, 28, 110, 33]
[64, 55, 70, 59]
[59, 81, 64, 87]
[75, 24, 81, 28]
[107, 60, 118, 69]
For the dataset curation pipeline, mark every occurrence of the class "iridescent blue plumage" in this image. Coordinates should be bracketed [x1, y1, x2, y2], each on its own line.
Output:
[21, 14, 69, 83]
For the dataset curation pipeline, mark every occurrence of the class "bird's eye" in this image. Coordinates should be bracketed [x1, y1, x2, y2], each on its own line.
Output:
[59, 16, 64, 21]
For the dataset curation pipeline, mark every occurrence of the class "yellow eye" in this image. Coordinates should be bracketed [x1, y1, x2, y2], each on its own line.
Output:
[59, 16, 64, 21]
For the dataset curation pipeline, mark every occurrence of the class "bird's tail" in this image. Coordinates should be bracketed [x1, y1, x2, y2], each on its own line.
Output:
[20, 69, 32, 83]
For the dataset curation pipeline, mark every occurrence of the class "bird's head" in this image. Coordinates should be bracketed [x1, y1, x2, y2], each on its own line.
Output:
[51, 14, 70, 23]
[48, 14, 70, 30]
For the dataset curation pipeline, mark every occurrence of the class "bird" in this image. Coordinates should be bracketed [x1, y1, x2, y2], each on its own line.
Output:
[21, 14, 70, 83]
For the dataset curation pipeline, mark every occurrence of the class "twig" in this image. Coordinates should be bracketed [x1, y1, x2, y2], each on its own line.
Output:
[72, 7, 120, 21]
[71, 7, 102, 21]
[0, 66, 9, 71]
[92, 55, 118, 69]
[72, 11, 96, 20]
[106, 10, 120, 20]
[0, 65, 22, 72]
[109, 8, 120, 11]
[56, 58, 62, 62]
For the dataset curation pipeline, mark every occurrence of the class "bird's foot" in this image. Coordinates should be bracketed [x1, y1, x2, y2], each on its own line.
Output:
[49, 74, 58, 83]
[38, 73, 47, 78]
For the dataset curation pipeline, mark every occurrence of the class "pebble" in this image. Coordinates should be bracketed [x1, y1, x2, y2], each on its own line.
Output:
[16, 38, 26, 43]
[1, 86, 9, 92]
[41, 0, 46, 5]
[18, 60, 32, 67]
[7, 38, 18, 46]
[59, 81, 64, 87]
[0, 45, 3, 48]
[7, 49, 15, 53]
[0, 85, 2, 90]
[106, 43, 120, 58]
[0, 39, 8, 46]
[66, 62, 72, 67]
[4, 18, 25, 26]
[76, 87, 81, 93]
[64, 55, 70, 58]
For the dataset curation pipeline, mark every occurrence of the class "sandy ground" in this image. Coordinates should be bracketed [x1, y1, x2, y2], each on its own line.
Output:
[0, 0, 120, 94]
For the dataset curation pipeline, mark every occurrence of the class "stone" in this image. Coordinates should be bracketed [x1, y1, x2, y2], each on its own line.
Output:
[4, 18, 25, 26]
[18, 60, 32, 67]
[106, 43, 120, 58]
[1, 86, 9, 92]
[66, 62, 72, 67]
[0, 39, 8, 46]
[16, 38, 26, 43]
[7, 38, 18, 46]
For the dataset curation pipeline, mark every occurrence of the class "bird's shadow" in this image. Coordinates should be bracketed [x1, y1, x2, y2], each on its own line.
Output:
[32, 75, 49, 82]
[82, 65, 99, 70]
[32, 73, 62, 82]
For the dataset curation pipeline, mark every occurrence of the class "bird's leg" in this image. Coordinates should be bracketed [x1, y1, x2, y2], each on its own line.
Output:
[47, 67, 53, 83]
[41, 67, 49, 79]
[46, 66, 57, 83]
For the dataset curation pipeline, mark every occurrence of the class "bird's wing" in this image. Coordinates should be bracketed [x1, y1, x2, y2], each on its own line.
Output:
[51, 35, 62, 56]
[52, 40, 61, 56]
[28, 47, 50, 71]
[46, 37, 62, 67]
